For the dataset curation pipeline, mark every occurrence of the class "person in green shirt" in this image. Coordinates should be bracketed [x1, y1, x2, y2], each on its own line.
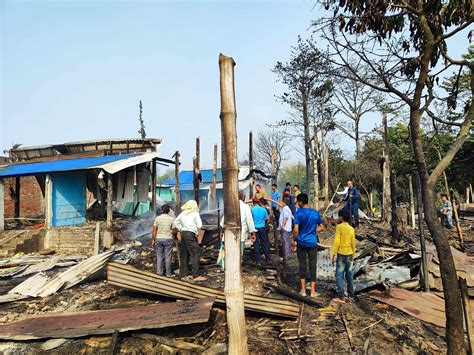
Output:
[332, 209, 356, 302]
[254, 184, 269, 200]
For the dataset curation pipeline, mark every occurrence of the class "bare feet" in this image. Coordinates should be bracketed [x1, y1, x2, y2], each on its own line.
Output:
[333, 297, 345, 304]
[193, 275, 207, 282]
[310, 291, 320, 298]
[299, 291, 307, 297]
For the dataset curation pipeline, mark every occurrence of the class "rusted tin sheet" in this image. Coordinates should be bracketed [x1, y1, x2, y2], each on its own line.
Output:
[370, 287, 474, 329]
[426, 246, 474, 289]
[0, 298, 214, 340]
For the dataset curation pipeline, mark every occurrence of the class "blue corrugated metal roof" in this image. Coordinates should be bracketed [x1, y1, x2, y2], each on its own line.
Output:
[0, 154, 138, 178]
[163, 169, 223, 185]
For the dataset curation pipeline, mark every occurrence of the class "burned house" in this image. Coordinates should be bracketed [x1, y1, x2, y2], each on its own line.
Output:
[0, 139, 173, 256]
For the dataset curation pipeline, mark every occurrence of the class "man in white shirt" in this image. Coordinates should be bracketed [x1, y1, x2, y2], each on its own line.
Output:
[278, 197, 293, 261]
[172, 200, 204, 281]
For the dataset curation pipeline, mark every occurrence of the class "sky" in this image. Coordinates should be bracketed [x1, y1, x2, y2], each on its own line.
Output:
[1, 0, 471, 175]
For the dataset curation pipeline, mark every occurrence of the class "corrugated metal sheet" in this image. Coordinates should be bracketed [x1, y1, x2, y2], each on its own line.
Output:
[0, 152, 159, 178]
[52, 173, 86, 227]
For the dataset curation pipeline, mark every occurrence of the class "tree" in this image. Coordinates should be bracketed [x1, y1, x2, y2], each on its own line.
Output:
[332, 63, 382, 158]
[315, 2, 473, 352]
[138, 100, 146, 140]
[254, 128, 291, 181]
[273, 36, 333, 194]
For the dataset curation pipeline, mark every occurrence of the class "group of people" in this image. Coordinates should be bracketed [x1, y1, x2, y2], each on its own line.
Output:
[151, 180, 358, 303]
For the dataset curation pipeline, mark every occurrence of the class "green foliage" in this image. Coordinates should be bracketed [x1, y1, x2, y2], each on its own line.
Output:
[156, 169, 174, 185]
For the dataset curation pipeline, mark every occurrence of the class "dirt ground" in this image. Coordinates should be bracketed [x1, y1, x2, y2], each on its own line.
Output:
[0, 220, 472, 354]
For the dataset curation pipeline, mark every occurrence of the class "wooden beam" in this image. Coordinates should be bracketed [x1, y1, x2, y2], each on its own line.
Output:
[151, 158, 157, 218]
[219, 53, 249, 354]
[104, 174, 114, 248]
[14, 177, 20, 219]
[194, 137, 200, 204]
[0, 179, 4, 231]
[408, 175, 416, 228]
[249, 131, 254, 197]
[211, 144, 218, 210]
[382, 113, 391, 223]
[174, 151, 180, 214]
[45, 174, 53, 229]
[313, 125, 319, 210]
[459, 277, 474, 355]
[415, 173, 429, 292]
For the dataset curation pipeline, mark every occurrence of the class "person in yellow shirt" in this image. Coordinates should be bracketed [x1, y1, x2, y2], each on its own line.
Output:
[332, 209, 356, 302]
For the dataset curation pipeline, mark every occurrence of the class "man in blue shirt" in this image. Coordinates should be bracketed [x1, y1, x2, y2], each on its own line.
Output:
[293, 193, 324, 297]
[343, 181, 360, 227]
[271, 184, 281, 221]
[251, 197, 271, 264]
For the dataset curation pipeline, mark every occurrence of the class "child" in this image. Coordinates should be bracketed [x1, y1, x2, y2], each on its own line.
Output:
[332, 209, 356, 302]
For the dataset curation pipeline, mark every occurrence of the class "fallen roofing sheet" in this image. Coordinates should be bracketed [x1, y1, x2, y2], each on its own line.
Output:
[0, 298, 214, 340]
[426, 246, 474, 290]
[107, 262, 300, 318]
[8, 250, 116, 299]
[370, 287, 474, 329]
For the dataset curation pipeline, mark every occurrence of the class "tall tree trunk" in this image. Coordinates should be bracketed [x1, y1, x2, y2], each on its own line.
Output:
[219, 53, 248, 355]
[302, 92, 311, 194]
[355, 118, 360, 160]
[410, 110, 464, 354]
[389, 170, 399, 242]
[382, 113, 391, 223]
[313, 125, 319, 209]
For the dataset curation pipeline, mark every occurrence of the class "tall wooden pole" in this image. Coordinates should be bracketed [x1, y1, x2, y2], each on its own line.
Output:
[151, 159, 157, 218]
[174, 151, 180, 214]
[219, 53, 248, 355]
[194, 137, 200, 205]
[104, 174, 114, 248]
[271, 146, 276, 185]
[313, 125, 319, 210]
[0, 179, 4, 230]
[14, 177, 20, 218]
[408, 175, 416, 228]
[415, 173, 429, 292]
[390, 170, 400, 242]
[211, 144, 218, 210]
[382, 113, 391, 223]
[249, 131, 254, 198]
[323, 143, 329, 207]
[45, 175, 52, 229]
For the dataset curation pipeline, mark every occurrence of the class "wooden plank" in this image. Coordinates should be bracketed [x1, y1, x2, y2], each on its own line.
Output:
[107, 263, 299, 318]
[0, 298, 214, 340]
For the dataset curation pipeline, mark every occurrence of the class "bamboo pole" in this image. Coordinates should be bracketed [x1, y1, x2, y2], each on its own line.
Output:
[249, 131, 254, 198]
[466, 187, 471, 204]
[408, 175, 416, 228]
[211, 144, 218, 210]
[194, 137, 200, 205]
[45, 175, 52, 229]
[313, 125, 319, 210]
[174, 151, 180, 214]
[219, 53, 249, 355]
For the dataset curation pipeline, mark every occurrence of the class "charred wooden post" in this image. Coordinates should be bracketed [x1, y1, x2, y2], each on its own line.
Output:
[415, 174, 429, 292]
[14, 177, 20, 219]
[323, 143, 329, 207]
[174, 151, 180, 214]
[408, 175, 416, 228]
[313, 125, 319, 210]
[459, 277, 474, 355]
[194, 137, 200, 205]
[219, 53, 249, 355]
[0, 179, 4, 230]
[104, 174, 114, 248]
[389, 170, 400, 242]
[382, 113, 391, 223]
[249, 131, 254, 197]
[151, 159, 157, 218]
[211, 144, 218, 210]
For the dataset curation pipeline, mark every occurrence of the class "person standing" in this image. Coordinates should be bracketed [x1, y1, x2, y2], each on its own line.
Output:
[439, 194, 453, 228]
[172, 200, 205, 281]
[293, 193, 324, 297]
[343, 181, 360, 227]
[278, 197, 293, 261]
[332, 209, 356, 303]
[271, 183, 281, 221]
[251, 197, 272, 264]
[151, 204, 175, 277]
[254, 184, 269, 200]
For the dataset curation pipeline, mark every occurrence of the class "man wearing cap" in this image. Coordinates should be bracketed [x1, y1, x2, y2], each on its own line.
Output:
[251, 197, 272, 264]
